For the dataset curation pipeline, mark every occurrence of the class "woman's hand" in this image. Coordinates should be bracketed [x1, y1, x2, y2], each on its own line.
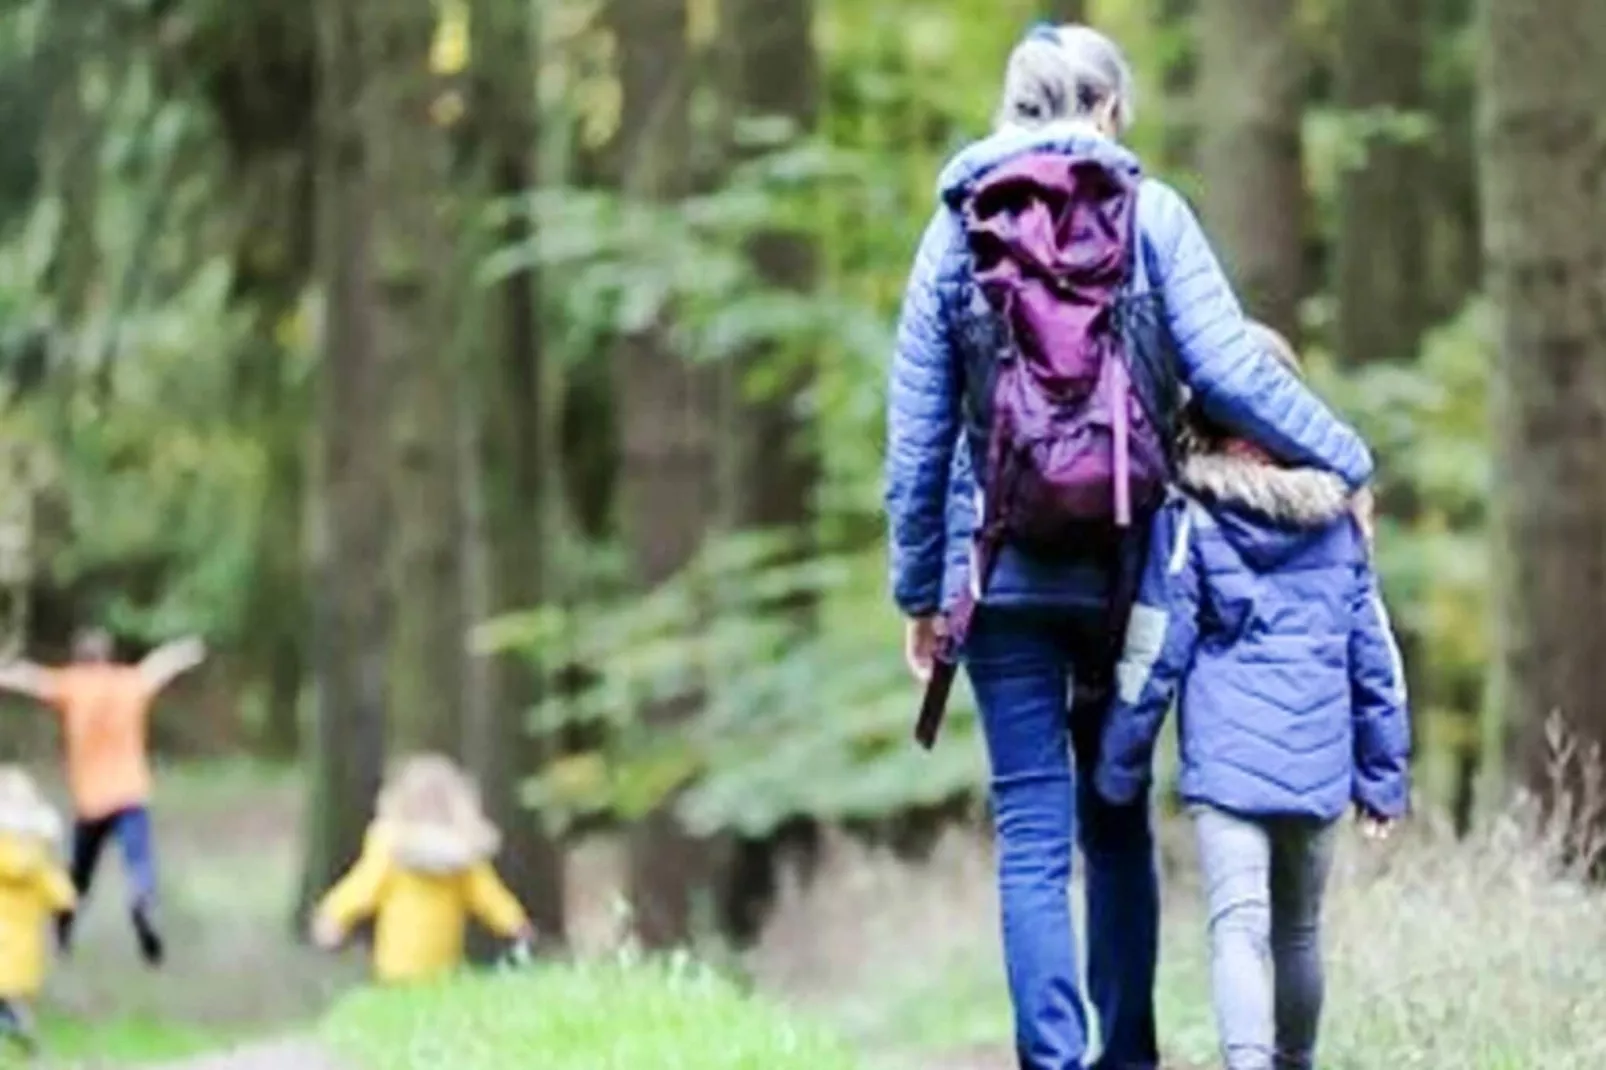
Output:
[904, 616, 944, 683]
[1356, 806, 1393, 841]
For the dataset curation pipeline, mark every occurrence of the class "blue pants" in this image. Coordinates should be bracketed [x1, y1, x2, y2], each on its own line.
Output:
[967, 607, 1160, 1070]
[71, 805, 158, 909]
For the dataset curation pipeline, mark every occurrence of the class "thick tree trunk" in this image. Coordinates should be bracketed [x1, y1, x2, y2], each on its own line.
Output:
[1159, 0, 1197, 175]
[1480, 0, 1606, 840]
[297, 0, 390, 922]
[1196, 0, 1306, 341]
[463, 0, 568, 950]
[611, 0, 719, 950]
[1335, 0, 1428, 366]
[711, 0, 825, 947]
[376, 1, 468, 757]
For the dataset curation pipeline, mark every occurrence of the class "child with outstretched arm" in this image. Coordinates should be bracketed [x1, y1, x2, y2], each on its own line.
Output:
[0, 627, 206, 965]
[0, 766, 77, 1054]
[311, 753, 535, 984]
[1093, 324, 1411, 1070]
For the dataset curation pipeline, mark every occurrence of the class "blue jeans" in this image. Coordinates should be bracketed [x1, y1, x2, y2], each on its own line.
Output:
[1193, 807, 1336, 1070]
[71, 805, 158, 909]
[967, 607, 1160, 1070]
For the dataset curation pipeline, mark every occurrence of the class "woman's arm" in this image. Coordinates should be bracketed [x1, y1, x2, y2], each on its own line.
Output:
[885, 208, 965, 618]
[1141, 181, 1374, 490]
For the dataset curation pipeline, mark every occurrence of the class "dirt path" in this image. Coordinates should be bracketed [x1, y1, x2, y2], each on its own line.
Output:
[148, 1037, 347, 1070]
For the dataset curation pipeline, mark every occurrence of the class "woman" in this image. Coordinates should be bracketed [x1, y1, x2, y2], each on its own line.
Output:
[883, 24, 1372, 1070]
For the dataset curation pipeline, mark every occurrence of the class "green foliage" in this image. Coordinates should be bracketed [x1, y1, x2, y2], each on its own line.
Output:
[323, 959, 862, 1070]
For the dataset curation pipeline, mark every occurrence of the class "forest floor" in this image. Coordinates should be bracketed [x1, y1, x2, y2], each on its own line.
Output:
[18, 762, 1606, 1069]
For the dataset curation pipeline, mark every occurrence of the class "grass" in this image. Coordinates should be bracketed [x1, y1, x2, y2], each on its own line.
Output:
[322, 959, 863, 1070]
[0, 1014, 219, 1068]
[795, 816, 1606, 1069]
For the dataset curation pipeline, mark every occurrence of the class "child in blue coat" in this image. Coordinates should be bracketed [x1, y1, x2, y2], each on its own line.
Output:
[1094, 324, 1411, 1070]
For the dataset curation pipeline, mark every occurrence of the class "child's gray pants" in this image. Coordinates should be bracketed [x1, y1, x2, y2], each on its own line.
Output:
[1193, 806, 1338, 1070]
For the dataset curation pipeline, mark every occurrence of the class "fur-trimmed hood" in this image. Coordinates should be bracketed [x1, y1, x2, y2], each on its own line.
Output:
[1180, 453, 1350, 528]
[372, 755, 501, 875]
[1180, 451, 1354, 571]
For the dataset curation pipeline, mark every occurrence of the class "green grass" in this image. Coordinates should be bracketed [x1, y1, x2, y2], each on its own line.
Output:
[0, 1014, 220, 1067]
[841, 819, 1606, 1069]
[323, 959, 864, 1070]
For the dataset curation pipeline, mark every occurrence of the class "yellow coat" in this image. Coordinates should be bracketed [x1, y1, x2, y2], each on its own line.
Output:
[315, 822, 529, 984]
[0, 833, 75, 997]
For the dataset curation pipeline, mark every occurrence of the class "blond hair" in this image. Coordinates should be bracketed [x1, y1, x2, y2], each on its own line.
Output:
[376, 753, 500, 856]
[0, 765, 62, 843]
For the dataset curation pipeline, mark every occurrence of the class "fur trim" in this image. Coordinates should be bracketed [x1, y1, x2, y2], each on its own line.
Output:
[1180, 453, 1349, 528]
[383, 819, 500, 874]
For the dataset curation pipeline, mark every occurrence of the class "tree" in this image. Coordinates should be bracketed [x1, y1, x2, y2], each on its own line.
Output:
[463, 0, 568, 950]
[297, 0, 390, 920]
[716, 0, 823, 945]
[610, 0, 720, 949]
[1335, 0, 1429, 366]
[1196, 0, 1306, 340]
[379, 0, 468, 756]
[1480, 0, 1606, 840]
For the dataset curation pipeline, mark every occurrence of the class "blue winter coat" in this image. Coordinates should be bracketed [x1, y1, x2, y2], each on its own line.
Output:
[884, 122, 1375, 617]
[1092, 451, 1412, 821]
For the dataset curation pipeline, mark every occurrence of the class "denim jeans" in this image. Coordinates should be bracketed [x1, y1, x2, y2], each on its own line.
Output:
[1193, 807, 1337, 1070]
[967, 607, 1160, 1070]
[71, 805, 158, 908]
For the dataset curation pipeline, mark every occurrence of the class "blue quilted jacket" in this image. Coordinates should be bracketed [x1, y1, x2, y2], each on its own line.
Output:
[1092, 451, 1412, 820]
[884, 122, 1374, 617]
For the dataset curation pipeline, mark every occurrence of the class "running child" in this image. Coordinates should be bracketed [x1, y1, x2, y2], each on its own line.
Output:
[0, 627, 207, 965]
[1093, 324, 1411, 1070]
[311, 753, 534, 984]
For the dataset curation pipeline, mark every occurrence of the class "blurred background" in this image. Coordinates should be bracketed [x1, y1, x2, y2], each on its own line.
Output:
[0, 0, 1599, 1066]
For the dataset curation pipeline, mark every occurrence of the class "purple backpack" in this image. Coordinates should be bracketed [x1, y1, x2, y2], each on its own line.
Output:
[916, 152, 1179, 748]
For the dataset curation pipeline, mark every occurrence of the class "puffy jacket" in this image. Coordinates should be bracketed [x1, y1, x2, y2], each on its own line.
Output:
[315, 821, 530, 984]
[1092, 451, 1411, 820]
[0, 830, 74, 997]
[885, 121, 1374, 617]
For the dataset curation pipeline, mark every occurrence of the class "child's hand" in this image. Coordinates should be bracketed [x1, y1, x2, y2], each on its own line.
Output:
[310, 914, 343, 950]
[1356, 807, 1393, 841]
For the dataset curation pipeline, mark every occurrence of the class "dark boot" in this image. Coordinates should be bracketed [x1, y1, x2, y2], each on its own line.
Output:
[54, 911, 75, 956]
[132, 903, 164, 967]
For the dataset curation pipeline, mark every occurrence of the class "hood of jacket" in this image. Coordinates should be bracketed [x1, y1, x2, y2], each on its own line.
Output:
[937, 120, 1144, 208]
[1180, 452, 1351, 570]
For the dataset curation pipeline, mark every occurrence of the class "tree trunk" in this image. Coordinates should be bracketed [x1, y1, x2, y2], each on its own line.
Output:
[1481, 0, 1606, 843]
[1335, 0, 1428, 366]
[376, 1, 468, 757]
[462, 0, 568, 950]
[713, 0, 823, 947]
[1196, 0, 1306, 341]
[1042, 1, 1085, 22]
[611, 0, 718, 950]
[297, 0, 390, 922]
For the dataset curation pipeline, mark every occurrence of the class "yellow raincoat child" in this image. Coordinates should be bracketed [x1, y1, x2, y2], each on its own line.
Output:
[0, 766, 75, 1052]
[311, 754, 533, 984]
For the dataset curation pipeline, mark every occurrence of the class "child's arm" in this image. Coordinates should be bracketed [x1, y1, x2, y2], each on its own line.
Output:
[36, 864, 76, 914]
[1093, 499, 1203, 806]
[464, 862, 533, 943]
[1350, 562, 1412, 819]
[312, 831, 389, 945]
[0, 662, 56, 705]
[138, 637, 207, 693]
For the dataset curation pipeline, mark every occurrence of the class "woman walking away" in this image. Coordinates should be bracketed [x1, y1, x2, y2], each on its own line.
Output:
[1094, 325, 1411, 1070]
[884, 21, 1373, 1070]
[0, 766, 76, 1054]
[311, 754, 535, 984]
